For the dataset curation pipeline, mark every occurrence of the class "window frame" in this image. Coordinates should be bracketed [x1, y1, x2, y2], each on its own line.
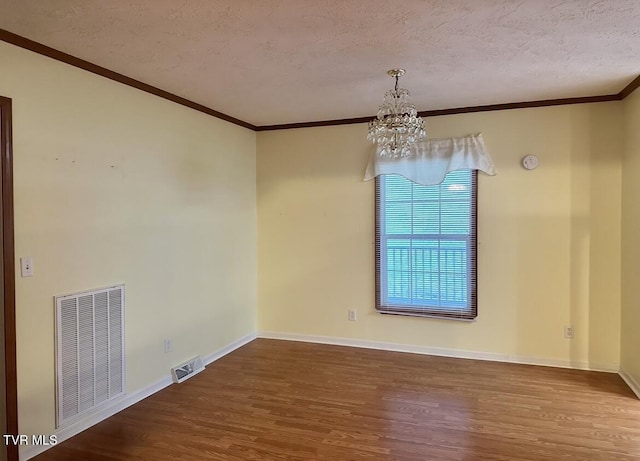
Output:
[374, 170, 478, 320]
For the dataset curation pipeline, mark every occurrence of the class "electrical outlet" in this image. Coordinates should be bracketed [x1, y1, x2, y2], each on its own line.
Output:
[564, 325, 574, 339]
[348, 309, 357, 321]
[164, 339, 173, 353]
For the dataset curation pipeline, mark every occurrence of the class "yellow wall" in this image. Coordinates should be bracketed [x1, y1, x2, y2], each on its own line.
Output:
[0, 42, 257, 439]
[0, 36, 632, 444]
[257, 103, 622, 370]
[621, 88, 640, 388]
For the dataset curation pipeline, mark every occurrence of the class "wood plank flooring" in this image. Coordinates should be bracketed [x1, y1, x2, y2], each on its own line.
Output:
[34, 339, 640, 460]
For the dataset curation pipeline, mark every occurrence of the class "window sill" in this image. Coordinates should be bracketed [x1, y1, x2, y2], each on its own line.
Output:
[377, 309, 477, 322]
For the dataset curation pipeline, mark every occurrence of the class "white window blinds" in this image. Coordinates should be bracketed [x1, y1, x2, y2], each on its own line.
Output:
[375, 170, 477, 319]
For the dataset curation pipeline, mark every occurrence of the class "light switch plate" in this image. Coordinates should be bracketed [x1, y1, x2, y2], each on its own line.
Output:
[20, 257, 33, 277]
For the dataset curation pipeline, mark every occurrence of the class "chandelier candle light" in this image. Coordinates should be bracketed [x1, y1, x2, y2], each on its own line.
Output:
[367, 69, 426, 158]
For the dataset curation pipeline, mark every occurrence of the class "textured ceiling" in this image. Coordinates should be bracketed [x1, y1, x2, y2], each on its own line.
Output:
[1, 0, 639, 126]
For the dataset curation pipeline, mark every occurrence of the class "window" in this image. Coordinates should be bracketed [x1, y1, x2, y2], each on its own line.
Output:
[375, 170, 477, 319]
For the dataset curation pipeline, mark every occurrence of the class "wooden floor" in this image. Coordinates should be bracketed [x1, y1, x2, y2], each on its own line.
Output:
[35, 339, 640, 460]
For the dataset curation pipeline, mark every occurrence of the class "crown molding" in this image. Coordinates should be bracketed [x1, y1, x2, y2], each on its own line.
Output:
[2, 28, 638, 132]
[256, 94, 621, 131]
[0, 29, 255, 131]
[618, 74, 640, 100]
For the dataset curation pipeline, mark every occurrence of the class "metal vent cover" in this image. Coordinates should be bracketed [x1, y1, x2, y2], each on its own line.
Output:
[55, 285, 125, 428]
[171, 356, 205, 383]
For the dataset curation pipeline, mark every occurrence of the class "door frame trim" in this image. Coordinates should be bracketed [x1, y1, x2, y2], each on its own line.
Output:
[0, 95, 18, 461]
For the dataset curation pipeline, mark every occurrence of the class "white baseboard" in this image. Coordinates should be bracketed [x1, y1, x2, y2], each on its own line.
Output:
[258, 331, 619, 373]
[619, 368, 640, 399]
[20, 375, 173, 461]
[203, 332, 256, 366]
[21, 332, 257, 461]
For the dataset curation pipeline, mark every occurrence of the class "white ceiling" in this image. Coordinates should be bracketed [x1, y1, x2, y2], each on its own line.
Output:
[1, 0, 639, 127]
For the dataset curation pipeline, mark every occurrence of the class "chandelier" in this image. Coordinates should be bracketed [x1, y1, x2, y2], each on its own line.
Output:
[367, 69, 426, 158]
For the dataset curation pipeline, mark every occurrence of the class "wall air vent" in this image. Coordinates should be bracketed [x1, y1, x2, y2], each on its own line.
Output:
[171, 356, 205, 383]
[55, 285, 125, 428]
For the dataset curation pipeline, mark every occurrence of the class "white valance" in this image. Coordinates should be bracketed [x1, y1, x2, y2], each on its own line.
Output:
[364, 133, 496, 185]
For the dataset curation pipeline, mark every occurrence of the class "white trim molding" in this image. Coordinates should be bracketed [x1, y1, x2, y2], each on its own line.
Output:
[21, 376, 172, 461]
[258, 331, 619, 373]
[203, 332, 256, 366]
[619, 368, 640, 399]
[21, 332, 257, 461]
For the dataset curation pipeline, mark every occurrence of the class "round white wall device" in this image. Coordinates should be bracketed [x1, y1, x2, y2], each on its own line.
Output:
[522, 155, 539, 170]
